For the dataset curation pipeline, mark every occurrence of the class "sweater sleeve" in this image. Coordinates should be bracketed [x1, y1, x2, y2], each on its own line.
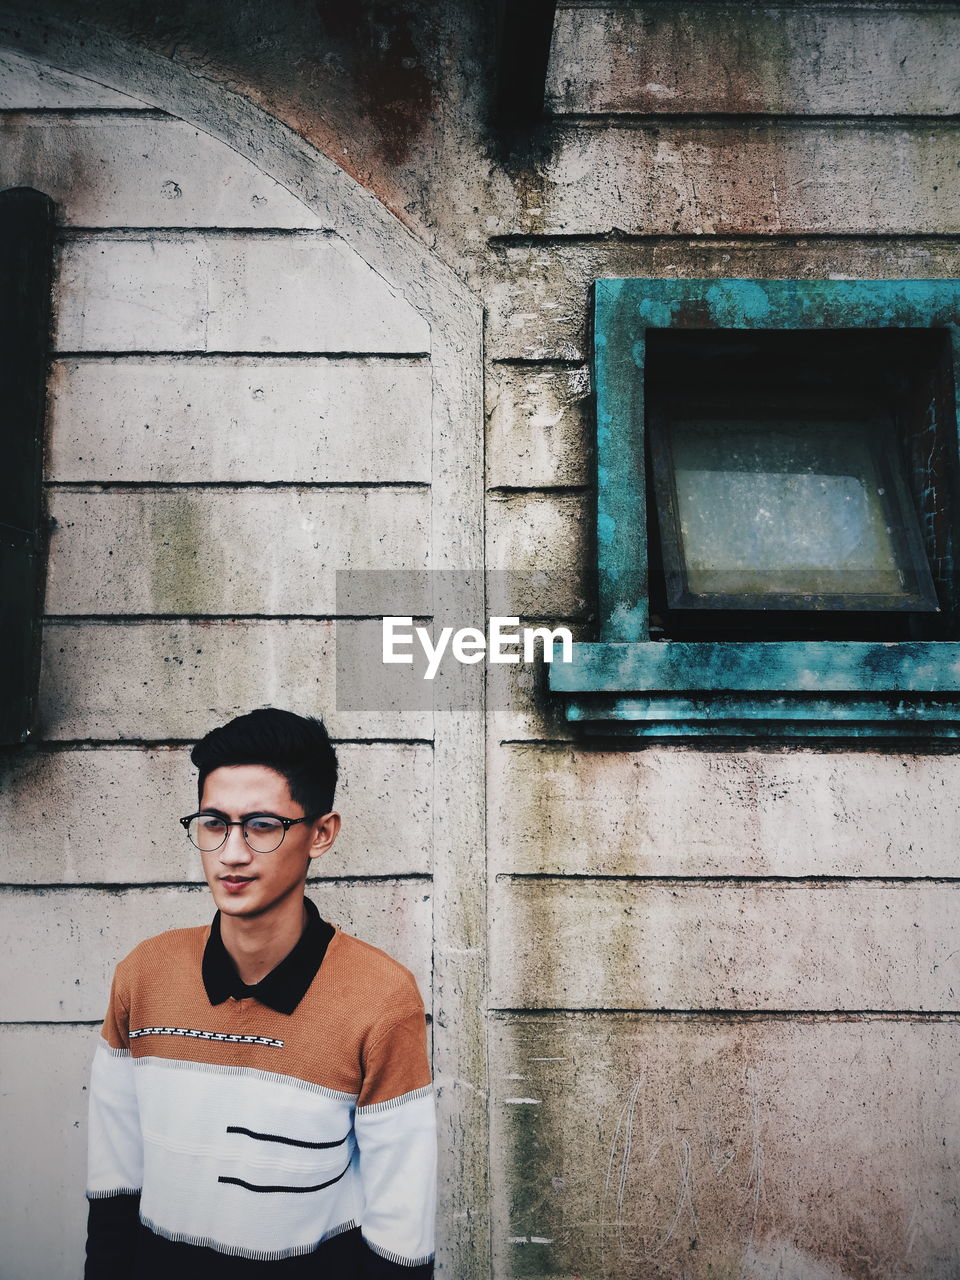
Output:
[84, 965, 143, 1278]
[355, 999, 437, 1277]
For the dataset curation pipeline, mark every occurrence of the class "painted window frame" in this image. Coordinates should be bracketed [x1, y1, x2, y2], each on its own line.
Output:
[549, 277, 960, 740]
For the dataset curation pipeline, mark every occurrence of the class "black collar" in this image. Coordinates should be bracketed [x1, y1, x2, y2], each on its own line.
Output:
[202, 896, 335, 1015]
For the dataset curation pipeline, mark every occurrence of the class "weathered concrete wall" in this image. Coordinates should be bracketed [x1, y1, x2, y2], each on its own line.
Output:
[0, 35, 485, 1280]
[2, 3, 960, 1278]
[492, 1017, 960, 1278]
[0, 743, 433, 879]
[47, 359, 432, 481]
[546, 5, 960, 116]
[484, 4, 960, 1278]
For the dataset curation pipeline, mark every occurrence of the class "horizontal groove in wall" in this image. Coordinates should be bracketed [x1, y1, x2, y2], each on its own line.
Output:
[489, 1007, 960, 1021]
[0, 874, 433, 891]
[41, 615, 433, 624]
[487, 356, 586, 369]
[549, 111, 960, 127]
[57, 226, 337, 240]
[0, 107, 167, 119]
[35, 615, 592, 630]
[556, 0, 960, 10]
[487, 485, 592, 497]
[489, 231, 960, 249]
[0, 738, 435, 752]
[496, 872, 960, 884]
[544, 113, 960, 131]
[51, 349, 431, 361]
[0, 1020, 103, 1028]
[28, 735, 433, 748]
[45, 480, 432, 493]
[0, 1013, 433, 1026]
[50, 352, 430, 364]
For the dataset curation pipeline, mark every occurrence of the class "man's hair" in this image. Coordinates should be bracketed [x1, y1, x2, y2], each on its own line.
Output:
[191, 708, 338, 817]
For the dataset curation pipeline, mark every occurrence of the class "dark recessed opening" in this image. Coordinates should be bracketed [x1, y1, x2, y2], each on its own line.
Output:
[645, 328, 959, 641]
[0, 186, 56, 744]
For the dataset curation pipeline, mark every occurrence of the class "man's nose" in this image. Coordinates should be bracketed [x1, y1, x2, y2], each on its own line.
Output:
[219, 825, 253, 863]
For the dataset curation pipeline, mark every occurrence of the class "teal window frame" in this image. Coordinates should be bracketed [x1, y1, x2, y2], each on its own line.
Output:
[549, 278, 960, 740]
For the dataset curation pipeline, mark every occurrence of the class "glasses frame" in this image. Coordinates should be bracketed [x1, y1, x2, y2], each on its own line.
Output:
[179, 811, 319, 854]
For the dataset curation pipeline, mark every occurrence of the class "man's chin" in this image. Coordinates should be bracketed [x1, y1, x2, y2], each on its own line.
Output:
[212, 881, 260, 913]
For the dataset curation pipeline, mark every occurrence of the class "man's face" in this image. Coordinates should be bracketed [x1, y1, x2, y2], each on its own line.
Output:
[197, 764, 337, 922]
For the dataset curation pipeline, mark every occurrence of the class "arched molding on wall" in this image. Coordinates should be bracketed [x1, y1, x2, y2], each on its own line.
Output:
[0, 11, 487, 1278]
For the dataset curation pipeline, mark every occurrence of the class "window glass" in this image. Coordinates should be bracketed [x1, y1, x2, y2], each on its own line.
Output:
[656, 413, 937, 609]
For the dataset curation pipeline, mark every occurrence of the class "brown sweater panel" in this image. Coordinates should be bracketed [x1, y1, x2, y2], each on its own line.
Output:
[101, 923, 431, 1103]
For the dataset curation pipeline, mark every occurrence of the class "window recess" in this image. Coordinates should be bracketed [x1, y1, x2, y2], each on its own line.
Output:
[549, 279, 960, 740]
[0, 187, 56, 745]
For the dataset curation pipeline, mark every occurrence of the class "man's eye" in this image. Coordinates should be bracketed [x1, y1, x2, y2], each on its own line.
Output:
[246, 817, 282, 833]
[198, 817, 227, 833]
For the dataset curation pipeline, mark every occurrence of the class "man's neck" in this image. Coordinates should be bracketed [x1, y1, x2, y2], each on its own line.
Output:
[219, 894, 309, 986]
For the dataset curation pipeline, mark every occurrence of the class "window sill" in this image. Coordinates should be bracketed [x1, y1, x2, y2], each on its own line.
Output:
[549, 640, 960, 740]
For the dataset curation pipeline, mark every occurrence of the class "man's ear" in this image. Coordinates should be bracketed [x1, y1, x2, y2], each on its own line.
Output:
[308, 811, 341, 861]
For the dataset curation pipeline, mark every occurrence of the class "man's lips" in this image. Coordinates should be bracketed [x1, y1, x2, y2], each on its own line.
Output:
[220, 876, 255, 891]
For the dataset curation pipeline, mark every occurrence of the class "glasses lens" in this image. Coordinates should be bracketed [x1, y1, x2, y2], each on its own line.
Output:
[243, 816, 286, 853]
[188, 815, 228, 851]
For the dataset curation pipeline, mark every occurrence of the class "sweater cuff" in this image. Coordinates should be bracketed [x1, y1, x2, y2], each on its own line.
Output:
[84, 1191, 141, 1279]
[361, 1236, 434, 1279]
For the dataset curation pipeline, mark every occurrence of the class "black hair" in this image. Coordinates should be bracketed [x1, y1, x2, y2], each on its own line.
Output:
[191, 708, 338, 816]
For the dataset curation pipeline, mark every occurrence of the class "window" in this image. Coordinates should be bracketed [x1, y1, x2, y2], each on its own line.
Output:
[550, 279, 960, 740]
[646, 328, 949, 635]
[0, 187, 56, 745]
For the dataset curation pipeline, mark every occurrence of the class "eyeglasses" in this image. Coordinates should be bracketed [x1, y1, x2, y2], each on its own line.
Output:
[180, 812, 318, 854]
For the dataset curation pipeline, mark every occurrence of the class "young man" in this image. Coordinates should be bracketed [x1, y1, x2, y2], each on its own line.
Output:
[84, 708, 436, 1278]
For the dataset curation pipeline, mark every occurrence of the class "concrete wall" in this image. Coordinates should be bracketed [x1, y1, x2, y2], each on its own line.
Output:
[485, 4, 960, 1278]
[0, 38, 484, 1280]
[3, 4, 960, 1278]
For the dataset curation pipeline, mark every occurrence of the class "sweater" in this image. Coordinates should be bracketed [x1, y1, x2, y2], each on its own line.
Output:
[84, 897, 436, 1277]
